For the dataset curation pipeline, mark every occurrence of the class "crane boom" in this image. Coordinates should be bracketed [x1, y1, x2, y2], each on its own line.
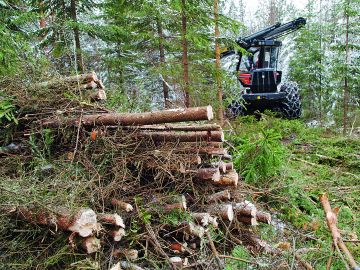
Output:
[236, 17, 306, 49]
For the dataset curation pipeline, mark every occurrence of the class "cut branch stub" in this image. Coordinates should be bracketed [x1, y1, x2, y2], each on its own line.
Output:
[111, 198, 134, 213]
[256, 211, 272, 224]
[233, 201, 257, 217]
[109, 227, 126, 242]
[41, 106, 214, 127]
[182, 222, 205, 238]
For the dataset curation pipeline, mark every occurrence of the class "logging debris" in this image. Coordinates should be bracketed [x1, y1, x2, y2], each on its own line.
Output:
[0, 73, 278, 269]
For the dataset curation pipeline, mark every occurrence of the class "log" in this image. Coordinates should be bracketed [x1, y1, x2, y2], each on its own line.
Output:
[133, 130, 224, 143]
[233, 201, 257, 217]
[173, 147, 227, 156]
[36, 72, 99, 88]
[41, 106, 214, 127]
[208, 190, 231, 203]
[111, 198, 134, 212]
[237, 215, 258, 226]
[196, 167, 221, 181]
[122, 123, 222, 131]
[214, 170, 239, 186]
[97, 213, 125, 228]
[207, 204, 234, 222]
[320, 194, 359, 270]
[82, 236, 101, 254]
[4, 206, 98, 237]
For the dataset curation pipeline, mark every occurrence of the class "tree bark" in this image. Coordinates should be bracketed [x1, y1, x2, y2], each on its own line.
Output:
[214, 0, 224, 125]
[70, 0, 84, 72]
[156, 18, 170, 108]
[41, 106, 214, 127]
[181, 0, 190, 107]
[133, 130, 224, 142]
[343, 6, 349, 135]
[121, 124, 221, 131]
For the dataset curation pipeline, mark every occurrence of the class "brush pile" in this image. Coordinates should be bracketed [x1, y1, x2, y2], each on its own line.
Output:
[0, 73, 273, 269]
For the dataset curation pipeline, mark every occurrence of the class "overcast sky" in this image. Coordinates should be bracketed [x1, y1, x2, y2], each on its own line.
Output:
[244, 0, 308, 12]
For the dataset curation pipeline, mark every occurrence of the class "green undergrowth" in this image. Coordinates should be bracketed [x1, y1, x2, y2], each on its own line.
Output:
[227, 113, 360, 269]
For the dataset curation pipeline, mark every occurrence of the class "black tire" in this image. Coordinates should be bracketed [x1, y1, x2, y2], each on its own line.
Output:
[279, 82, 301, 119]
[225, 100, 246, 119]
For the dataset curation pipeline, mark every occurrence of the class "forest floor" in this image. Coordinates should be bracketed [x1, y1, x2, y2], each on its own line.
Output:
[225, 114, 360, 269]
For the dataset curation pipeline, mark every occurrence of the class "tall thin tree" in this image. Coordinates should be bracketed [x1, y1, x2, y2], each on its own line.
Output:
[214, 0, 223, 125]
[181, 0, 190, 107]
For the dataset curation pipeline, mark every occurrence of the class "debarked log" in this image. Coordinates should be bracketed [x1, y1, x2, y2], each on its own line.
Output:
[41, 106, 214, 127]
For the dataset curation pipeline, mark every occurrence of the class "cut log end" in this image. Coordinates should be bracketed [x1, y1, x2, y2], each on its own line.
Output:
[206, 105, 214, 120]
[82, 236, 101, 254]
[68, 209, 98, 237]
[110, 227, 126, 242]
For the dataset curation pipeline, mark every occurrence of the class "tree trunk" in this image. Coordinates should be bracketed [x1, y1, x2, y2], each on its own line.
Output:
[41, 106, 214, 127]
[214, 0, 224, 125]
[156, 18, 170, 108]
[70, 0, 84, 72]
[132, 130, 224, 143]
[181, 0, 190, 107]
[343, 6, 349, 135]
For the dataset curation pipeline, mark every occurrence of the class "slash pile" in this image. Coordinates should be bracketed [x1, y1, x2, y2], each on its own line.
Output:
[0, 73, 273, 269]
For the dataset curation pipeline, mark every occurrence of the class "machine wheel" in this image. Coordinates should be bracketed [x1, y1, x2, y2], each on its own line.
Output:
[279, 82, 301, 119]
[225, 100, 246, 119]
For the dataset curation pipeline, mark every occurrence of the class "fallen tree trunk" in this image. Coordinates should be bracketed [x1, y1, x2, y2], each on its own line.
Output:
[132, 130, 224, 143]
[35, 72, 99, 88]
[3, 206, 98, 237]
[122, 123, 222, 131]
[41, 106, 214, 127]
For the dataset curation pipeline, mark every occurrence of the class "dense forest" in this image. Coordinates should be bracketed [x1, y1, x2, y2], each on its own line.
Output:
[0, 0, 359, 269]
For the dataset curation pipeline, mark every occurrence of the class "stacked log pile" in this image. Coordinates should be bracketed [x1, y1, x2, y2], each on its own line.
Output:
[0, 73, 275, 269]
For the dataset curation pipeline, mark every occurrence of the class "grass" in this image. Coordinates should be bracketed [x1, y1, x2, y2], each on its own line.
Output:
[227, 113, 360, 269]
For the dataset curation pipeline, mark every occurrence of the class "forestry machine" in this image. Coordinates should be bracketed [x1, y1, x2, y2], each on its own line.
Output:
[222, 17, 306, 119]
